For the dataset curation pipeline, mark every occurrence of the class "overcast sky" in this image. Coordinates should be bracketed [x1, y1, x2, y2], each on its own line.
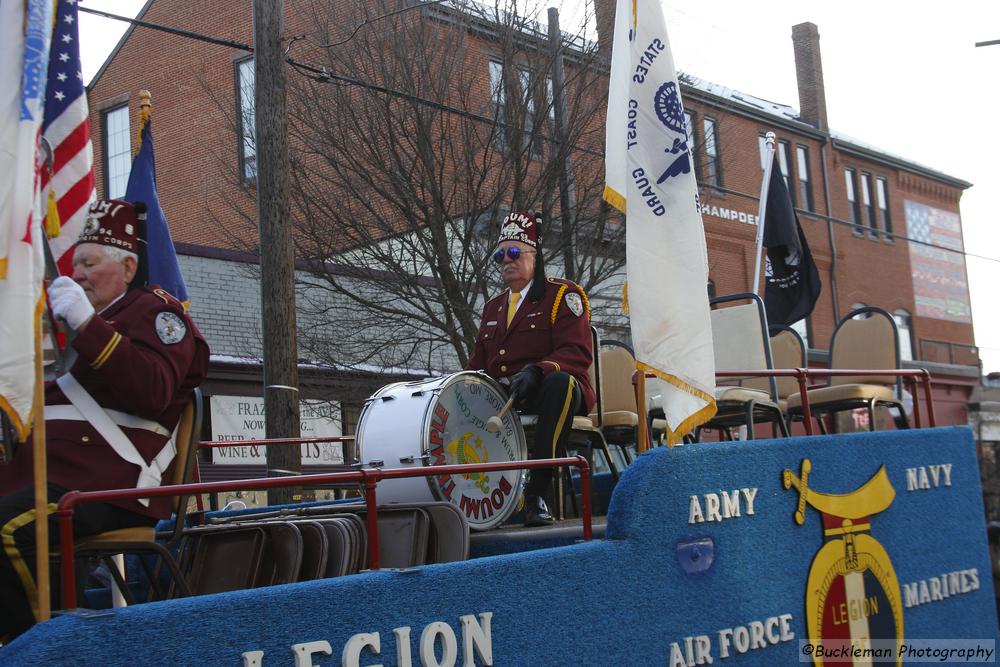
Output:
[78, 0, 1000, 373]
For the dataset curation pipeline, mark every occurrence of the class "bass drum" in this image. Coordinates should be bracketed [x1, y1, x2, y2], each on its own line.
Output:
[356, 371, 527, 530]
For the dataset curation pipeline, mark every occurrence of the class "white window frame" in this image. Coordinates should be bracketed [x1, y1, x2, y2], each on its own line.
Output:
[103, 105, 131, 199]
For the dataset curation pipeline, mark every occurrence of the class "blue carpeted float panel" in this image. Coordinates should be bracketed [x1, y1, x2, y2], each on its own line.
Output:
[3, 427, 996, 666]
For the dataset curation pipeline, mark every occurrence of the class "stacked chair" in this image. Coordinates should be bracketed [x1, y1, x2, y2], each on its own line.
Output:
[173, 501, 470, 596]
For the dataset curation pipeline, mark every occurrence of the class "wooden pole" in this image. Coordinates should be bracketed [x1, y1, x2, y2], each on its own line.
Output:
[32, 303, 50, 620]
[547, 8, 577, 283]
[252, 0, 302, 504]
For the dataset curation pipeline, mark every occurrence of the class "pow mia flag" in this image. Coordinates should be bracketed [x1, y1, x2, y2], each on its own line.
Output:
[763, 164, 821, 326]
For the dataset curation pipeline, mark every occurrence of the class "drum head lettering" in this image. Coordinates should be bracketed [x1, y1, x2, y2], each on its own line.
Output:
[425, 374, 526, 529]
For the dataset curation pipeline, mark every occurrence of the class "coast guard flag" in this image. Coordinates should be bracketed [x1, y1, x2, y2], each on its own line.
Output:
[125, 117, 190, 306]
[762, 162, 821, 326]
[604, 0, 715, 444]
[0, 0, 54, 439]
[41, 0, 96, 275]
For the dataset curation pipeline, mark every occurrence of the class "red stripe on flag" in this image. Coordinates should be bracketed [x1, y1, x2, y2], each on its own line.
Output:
[51, 121, 91, 174]
[57, 174, 96, 228]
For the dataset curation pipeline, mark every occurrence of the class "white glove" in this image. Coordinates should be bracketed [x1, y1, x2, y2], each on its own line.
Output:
[49, 276, 95, 330]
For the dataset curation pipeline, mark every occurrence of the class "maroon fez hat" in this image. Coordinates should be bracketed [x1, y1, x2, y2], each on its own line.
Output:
[78, 199, 140, 254]
[496, 210, 540, 249]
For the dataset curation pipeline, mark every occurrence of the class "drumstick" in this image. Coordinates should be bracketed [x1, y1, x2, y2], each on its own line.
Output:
[485, 395, 516, 434]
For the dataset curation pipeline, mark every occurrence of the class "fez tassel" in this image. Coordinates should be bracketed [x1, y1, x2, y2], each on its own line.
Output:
[603, 0, 716, 445]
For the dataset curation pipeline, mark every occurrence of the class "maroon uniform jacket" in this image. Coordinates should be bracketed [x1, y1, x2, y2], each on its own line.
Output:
[0, 286, 209, 518]
[466, 277, 595, 413]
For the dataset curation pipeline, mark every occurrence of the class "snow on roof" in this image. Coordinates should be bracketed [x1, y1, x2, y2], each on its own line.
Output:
[679, 73, 802, 124]
[210, 354, 437, 378]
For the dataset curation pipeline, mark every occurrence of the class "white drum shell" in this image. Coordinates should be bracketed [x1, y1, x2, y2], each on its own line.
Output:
[356, 372, 526, 530]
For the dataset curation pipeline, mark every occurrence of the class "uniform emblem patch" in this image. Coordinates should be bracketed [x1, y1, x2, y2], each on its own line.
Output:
[155, 312, 187, 344]
[565, 292, 583, 317]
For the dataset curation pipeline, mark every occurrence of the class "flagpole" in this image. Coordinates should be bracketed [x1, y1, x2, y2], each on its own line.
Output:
[751, 131, 776, 296]
[32, 300, 50, 622]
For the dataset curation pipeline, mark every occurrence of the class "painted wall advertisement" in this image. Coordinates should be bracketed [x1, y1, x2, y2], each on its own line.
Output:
[209, 395, 344, 465]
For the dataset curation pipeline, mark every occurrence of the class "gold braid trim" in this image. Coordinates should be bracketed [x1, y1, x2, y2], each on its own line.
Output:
[550, 281, 590, 324]
[550, 284, 568, 325]
[579, 285, 591, 319]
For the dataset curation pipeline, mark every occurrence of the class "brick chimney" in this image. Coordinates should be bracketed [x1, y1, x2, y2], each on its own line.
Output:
[791, 22, 828, 131]
[594, 0, 615, 58]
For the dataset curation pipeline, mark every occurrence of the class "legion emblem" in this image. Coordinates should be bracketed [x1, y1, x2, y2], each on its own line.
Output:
[155, 311, 187, 344]
[783, 459, 904, 666]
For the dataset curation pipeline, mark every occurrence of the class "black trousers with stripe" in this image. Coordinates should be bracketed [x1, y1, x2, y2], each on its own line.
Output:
[0, 484, 155, 639]
[517, 371, 585, 499]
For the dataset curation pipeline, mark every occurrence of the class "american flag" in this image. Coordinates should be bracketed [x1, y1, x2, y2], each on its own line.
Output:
[41, 0, 95, 275]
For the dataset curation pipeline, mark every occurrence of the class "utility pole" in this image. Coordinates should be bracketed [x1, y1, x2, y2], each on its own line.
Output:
[548, 7, 577, 283]
[253, 0, 302, 504]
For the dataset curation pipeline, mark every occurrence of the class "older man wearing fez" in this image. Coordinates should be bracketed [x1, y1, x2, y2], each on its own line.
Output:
[0, 199, 209, 639]
[466, 210, 595, 526]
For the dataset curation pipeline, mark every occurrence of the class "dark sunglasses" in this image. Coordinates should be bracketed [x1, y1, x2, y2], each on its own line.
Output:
[492, 247, 536, 263]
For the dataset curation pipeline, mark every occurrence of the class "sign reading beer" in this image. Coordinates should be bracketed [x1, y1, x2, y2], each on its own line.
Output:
[209, 395, 343, 465]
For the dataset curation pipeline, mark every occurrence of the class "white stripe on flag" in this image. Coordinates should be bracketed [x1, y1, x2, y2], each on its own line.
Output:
[844, 570, 874, 667]
[0, 0, 53, 439]
[604, 0, 716, 443]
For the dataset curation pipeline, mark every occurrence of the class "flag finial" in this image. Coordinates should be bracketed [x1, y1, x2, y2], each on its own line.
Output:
[136, 90, 152, 150]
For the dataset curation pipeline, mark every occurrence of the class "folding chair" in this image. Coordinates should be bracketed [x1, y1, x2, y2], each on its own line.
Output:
[696, 293, 789, 441]
[592, 341, 645, 461]
[786, 306, 909, 433]
[744, 324, 807, 424]
[70, 387, 204, 604]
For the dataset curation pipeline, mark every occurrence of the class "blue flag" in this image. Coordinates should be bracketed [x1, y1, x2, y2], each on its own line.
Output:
[124, 118, 189, 306]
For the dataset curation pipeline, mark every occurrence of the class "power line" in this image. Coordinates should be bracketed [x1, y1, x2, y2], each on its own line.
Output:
[78, 4, 1000, 267]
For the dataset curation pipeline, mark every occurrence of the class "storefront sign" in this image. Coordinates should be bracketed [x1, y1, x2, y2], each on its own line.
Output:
[210, 395, 343, 465]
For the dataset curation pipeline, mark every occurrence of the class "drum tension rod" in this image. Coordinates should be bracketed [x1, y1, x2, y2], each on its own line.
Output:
[399, 455, 432, 464]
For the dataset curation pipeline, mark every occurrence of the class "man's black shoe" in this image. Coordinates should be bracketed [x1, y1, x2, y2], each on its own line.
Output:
[524, 495, 555, 527]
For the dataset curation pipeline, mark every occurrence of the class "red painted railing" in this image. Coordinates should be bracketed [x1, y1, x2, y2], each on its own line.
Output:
[635, 367, 935, 450]
[55, 455, 591, 608]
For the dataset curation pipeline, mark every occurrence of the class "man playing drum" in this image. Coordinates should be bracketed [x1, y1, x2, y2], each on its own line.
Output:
[0, 199, 209, 639]
[466, 211, 595, 526]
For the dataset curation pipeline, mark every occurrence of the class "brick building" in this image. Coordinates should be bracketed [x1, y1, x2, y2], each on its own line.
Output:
[85, 0, 980, 452]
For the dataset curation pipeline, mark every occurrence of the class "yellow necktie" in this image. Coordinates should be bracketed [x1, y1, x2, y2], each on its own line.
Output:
[507, 291, 521, 326]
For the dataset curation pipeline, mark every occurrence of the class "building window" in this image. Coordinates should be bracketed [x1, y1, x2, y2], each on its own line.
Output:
[845, 168, 862, 232]
[876, 177, 892, 237]
[777, 140, 795, 207]
[796, 145, 814, 212]
[894, 309, 914, 361]
[703, 117, 721, 187]
[861, 172, 877, 232]
[236, 58, 256, 181]
[685, 111, 699, 179]
[791, 317, 811, 350]
[489, 60, 550, 158]
[102, 105, 131, 199]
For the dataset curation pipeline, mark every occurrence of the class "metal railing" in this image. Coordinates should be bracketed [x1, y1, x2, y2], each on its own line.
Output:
[55, 455, 591, 609]
[634, 368, 936, 451]
[918, 338, 980, 367]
